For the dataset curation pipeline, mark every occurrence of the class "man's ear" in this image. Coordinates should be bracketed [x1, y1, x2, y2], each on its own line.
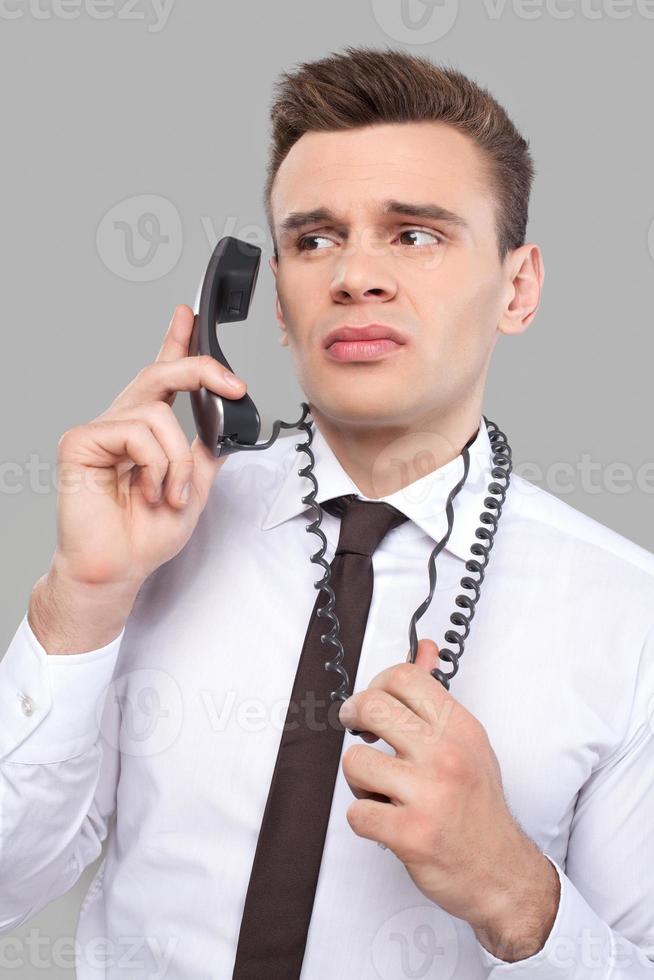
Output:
[497, 243, 544, 337]
[269, 255, 289, 347]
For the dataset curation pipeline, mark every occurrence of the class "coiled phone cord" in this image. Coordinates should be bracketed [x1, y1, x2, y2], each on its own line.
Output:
[219, 401, 512, 704]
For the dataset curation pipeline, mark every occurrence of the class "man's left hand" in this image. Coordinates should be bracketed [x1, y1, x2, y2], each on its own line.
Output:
[338, 639, 561, 961]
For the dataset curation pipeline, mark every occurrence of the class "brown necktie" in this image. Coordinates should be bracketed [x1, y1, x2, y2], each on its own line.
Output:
[231, 493, 408, 979]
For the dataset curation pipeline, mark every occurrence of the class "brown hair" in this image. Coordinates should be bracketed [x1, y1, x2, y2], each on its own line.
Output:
[263, 45, 535, 263]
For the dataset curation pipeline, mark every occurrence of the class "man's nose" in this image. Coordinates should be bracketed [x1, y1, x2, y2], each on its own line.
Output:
[329, 239, 397, 303]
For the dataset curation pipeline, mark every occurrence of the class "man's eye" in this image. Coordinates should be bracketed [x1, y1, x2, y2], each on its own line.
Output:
[297, 234, 334, 251]
[296, 228, 443, 251]
[397, 229, 443, 246]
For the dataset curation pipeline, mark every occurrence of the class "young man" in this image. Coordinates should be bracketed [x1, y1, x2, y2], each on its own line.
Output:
[1, 46, 652, 979]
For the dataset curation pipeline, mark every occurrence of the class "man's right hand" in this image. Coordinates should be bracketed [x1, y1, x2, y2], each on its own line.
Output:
[28, 305, 247, 653]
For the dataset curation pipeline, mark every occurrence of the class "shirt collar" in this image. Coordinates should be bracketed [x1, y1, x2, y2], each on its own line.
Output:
[260, 414, 494, 561]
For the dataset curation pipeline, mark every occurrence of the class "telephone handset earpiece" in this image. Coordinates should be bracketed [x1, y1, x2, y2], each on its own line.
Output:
[189, 235, 263, 457]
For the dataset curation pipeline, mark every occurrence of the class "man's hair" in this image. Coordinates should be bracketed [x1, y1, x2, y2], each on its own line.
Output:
[264, 45, 535, 264]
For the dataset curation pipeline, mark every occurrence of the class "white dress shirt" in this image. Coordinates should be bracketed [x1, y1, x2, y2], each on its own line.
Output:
[1, 413, 654, 979]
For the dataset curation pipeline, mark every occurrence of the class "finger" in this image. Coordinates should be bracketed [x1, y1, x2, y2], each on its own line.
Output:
[107, 401, 195, 508]
[412, 638, 441, 674]
[367, 659, 451, 729]
[342, 744, 414, 807]
[155, 304, 196, 363]
[110, 355, 246, 413]
[61, 419, 170, 507]
[339, 690, 431, 760]
[353, 640, 445, 746]
[346, 797, 402, 849]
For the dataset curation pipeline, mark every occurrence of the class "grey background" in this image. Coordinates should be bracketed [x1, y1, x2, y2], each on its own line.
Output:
[1, 0, 653, 975]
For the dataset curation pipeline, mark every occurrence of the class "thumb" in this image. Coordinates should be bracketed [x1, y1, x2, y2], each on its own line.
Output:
[412, 638, 441, 674]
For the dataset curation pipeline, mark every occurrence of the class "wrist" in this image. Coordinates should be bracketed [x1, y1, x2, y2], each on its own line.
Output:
[472, 851, 561, 963]
[28, 560, 139, 655]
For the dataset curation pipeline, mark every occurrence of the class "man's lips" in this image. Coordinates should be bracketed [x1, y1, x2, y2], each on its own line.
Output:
[325, 337, 404, 362]
[323, 323, 408, 348]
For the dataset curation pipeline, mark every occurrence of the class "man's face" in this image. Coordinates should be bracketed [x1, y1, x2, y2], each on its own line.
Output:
[269, 121, 534, 431]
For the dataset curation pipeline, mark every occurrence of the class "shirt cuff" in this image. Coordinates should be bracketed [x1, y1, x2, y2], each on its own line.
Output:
[476, 854, 613, 978]
[0, 612, 125, 763]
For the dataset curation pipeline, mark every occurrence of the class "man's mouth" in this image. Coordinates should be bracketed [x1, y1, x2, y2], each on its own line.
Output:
[325, 338, 404, 362]
[323, 322, 408, 349]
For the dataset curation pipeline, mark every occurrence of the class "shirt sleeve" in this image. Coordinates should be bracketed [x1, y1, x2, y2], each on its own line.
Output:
[0, 611, 125, 932]
[476, 622, 654, 978]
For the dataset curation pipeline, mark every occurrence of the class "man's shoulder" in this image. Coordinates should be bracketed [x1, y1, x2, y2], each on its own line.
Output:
[509, 472, 654, 581]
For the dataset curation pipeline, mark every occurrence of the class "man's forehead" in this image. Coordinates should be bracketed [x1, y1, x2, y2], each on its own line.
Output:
[278, 120, 481, 169]
[270, 122, 490, 229]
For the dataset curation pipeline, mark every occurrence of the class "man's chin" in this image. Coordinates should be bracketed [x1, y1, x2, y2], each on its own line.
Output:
[307, 397, 418, 432]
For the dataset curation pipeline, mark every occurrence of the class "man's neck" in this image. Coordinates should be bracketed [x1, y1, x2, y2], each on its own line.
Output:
[310, 404, 483, 499]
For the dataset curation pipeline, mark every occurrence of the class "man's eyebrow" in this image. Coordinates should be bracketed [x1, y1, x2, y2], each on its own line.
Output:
[278, 199, 469, 235]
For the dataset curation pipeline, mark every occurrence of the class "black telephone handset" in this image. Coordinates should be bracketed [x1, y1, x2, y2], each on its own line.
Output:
[189, 236, 263, 458]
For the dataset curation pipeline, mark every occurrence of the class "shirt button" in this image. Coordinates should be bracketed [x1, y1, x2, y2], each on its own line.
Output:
[18, 692, 34, 716]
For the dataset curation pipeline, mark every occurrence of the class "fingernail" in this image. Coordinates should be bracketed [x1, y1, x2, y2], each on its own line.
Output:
[180, 483, 190, 503]
[224, 372, 242, 389]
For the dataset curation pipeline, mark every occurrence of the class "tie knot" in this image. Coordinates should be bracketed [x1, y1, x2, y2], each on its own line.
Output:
[322, 493, 408, 558]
